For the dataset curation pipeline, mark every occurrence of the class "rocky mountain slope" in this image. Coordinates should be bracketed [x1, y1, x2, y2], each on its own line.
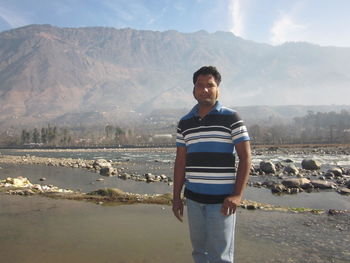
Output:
[0, 24, 350, 127]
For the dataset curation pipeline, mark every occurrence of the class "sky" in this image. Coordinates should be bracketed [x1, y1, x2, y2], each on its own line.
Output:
[0, 0, 350, 47]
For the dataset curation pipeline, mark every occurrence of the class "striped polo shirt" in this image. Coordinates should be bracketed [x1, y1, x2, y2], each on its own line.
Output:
[176, 101, 250, 204]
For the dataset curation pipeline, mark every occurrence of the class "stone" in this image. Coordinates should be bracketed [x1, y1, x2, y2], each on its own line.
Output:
[345, 180, 350, 188]
[145, 173, 156, 182]
[100, 167, 115, 177]
[324, 171, 335, 179]
[338, 188, 350, 195]
[253, 182, 262, 187]
[4, 177, 32, 188]
[282, 178, 310, 188]
[301, 159, 321, 170]
[93, 159, 112, 169]
[120, 173, 131, 180]
[283, 164, 299, 175]
[39, 178, 46, 181]
[311, 180, 336, 189]
[262, 181, 275, 188]
[289, 188, 299, 194]
[327, 167, 343, 177]
[160, 174, 167, 180]
[271, 183, 286, 193]
[259, 161, 276, 174]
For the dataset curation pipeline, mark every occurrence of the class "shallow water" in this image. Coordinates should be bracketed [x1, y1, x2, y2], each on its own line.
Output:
[0, 194, 349, 263]
[1, 162, 349, 210]
[2, 147, 350, 168]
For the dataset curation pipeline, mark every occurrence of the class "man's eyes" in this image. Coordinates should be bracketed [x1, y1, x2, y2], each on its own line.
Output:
[196, 84, 215, 89]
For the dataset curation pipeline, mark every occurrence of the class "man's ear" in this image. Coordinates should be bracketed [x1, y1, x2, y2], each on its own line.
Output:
[216, 88, 220, 99]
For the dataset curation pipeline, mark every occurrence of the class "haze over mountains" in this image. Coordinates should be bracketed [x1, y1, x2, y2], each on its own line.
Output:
[0, 24, 350, 128]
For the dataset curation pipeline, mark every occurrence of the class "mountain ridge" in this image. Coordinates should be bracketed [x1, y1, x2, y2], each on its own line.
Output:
[1, 24, 350, 128]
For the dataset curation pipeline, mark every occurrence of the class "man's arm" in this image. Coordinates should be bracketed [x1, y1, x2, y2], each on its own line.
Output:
[221, 140, 251, 216]
[172, 146, 187, 222]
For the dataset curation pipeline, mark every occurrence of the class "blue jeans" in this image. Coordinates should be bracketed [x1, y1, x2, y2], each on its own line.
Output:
[186, 199, 236, 263]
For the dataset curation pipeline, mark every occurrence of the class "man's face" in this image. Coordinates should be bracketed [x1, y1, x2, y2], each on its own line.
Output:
[193, 74, 219, 107]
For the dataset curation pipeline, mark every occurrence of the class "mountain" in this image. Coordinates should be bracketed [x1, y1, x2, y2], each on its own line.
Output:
[0, 24, 350, 127]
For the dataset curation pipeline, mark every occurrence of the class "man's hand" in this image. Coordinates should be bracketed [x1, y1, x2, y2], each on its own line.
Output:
[221, 195, 241, 216]
[172, 199, 184, 222]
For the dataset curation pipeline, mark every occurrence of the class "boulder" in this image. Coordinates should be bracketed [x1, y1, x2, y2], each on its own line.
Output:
[345, 180, 350, 188]
[311, 180, 336, 189]
[338, 188, 350, 195]
[99, 167, 115, 177]
[283, 164, 299, 175]
[271, 183, 286, 193]
[259, 161, 276, 174]
[160, 174, 168, 180]
[119, 173, 131, 180]
[324, 171, 335, 179]
[4, 177, 32, 187]
[327, 167, 343, 177]
[145, 173, 157, 182]
[93, 159, 112, 169]
[301, 159, 321, 170]
[282, 178, 311, 189]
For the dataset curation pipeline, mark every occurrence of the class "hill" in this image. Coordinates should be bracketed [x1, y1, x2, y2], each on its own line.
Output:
[1, 24, 350, 127]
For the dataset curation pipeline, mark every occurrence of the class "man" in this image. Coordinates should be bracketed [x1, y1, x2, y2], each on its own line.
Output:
[172, 66, 251, 263]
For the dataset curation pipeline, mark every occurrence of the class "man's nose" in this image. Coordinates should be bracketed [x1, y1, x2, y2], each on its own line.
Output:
[204, 87, 209, 92]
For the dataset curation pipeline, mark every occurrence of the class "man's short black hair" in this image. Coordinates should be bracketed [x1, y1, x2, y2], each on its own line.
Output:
[193, 66, 221, 86]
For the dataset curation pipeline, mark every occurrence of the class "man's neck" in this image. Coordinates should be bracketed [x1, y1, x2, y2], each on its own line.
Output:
[198, 102, 216, 118]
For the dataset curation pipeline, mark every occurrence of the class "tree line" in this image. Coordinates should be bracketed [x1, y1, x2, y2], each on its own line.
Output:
[249, 110, 350, 144]
[2, 110, 350, 147]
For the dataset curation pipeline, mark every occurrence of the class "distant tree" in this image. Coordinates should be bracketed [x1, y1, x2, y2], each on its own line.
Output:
[32, 128, 40, 143]
[41, 128, 47, 144]
[105, 125, 114, 138]
[21, 129, 30, 144]
[115, 126, 125, 144]
[47, 125, 57, 144]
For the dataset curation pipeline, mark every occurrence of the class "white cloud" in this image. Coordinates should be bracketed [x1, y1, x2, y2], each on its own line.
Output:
[0, 5, 29, 28]
[228, 0, 244, 37]
[270, 13, 306, 45]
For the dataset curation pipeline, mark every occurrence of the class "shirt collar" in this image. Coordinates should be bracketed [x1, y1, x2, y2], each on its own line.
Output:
[189, 101, 222, 117]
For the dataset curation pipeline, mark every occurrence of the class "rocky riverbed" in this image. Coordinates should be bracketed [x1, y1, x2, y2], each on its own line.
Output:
[0, 147, 349, 213]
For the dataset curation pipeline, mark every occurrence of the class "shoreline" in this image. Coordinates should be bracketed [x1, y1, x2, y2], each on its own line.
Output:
[0, 152, 349, 214]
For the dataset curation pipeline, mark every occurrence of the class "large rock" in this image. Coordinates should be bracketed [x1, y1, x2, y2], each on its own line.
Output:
[145, 173, 158, 182]
[345, 180, 350, 188]
[260, 161, 276, 174]
[93, 159, 112, 169]
[301, 159, 321, 170]
[271, 183, 286, 193]
[327, 167, 343, 177]
[338, 188, 350, 195]
[99, 167, 116, 177]
[282, 178, 312, 189]
[2, 177, 32, 187]
[311, 180, 336, 189]
[283, 164, 299, 175]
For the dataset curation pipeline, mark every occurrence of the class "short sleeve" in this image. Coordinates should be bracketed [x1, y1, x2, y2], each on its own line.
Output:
[230, 113, 250, 145]
[176, 121, 186, 147]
